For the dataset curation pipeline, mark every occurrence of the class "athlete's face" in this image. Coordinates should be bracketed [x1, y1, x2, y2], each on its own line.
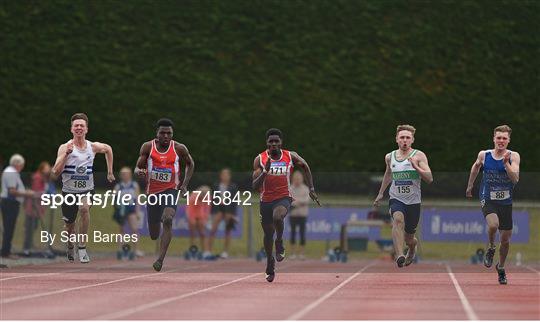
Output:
[493, 131, 510, 151]
[71, 119, 88, 138]
[396, 130, 414, 150]
[266, 135, 282, 154]
[156, 126, 173, 146]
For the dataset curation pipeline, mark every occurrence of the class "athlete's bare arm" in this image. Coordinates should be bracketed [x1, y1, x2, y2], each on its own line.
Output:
[374, 153, 392, 207]
[466, 151, 485, 198]
[290, 151, 321, 206]
[252, 155, 270, 191]
[408, 150, 433, 184]
[51, 141, 73, 179]
[174, 142, 195, 196]
[92, 142, 115, 182]
[135, 142, 151, 178]
[503, 151, 520, 184]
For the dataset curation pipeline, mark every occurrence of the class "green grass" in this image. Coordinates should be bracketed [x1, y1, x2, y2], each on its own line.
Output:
[8, 192, 540, 262]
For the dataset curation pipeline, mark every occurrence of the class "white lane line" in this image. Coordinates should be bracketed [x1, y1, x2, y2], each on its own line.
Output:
[0, 269, 85, 281]
[287, 261, 375, 320]
[446, 264, 479, 320]
[1, 264, 207, 304]
[0, 260, 146, 281]
[91, 272, 261, 320]
[91, 261, 299, 320]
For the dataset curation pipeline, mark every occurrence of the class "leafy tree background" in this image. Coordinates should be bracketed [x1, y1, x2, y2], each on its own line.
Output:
[1, 0, 538, 174]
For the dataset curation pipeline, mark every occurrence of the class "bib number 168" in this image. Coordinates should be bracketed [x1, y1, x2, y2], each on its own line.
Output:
[73, 180, 87, 189]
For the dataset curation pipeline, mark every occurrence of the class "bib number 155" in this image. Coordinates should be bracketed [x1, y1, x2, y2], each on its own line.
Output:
[397, 186, 411, 194]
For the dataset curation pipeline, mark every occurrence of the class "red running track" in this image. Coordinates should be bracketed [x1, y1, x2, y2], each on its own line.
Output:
[1, 257, 538, 320]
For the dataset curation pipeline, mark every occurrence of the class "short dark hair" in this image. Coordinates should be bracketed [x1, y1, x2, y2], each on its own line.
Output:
[71, 113, 89, 125]
[266, 128, 282, 139]
[156, 118, 174, 128]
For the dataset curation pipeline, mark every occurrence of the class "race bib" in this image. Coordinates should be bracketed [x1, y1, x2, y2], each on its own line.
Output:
[269, 162, 287, 176]
[71, 175, 90, 189]
[490, 190, 510, 200]
[395, 181, 412, 194]
[151, 168, 172, 182]
[396, 185, 411, 194]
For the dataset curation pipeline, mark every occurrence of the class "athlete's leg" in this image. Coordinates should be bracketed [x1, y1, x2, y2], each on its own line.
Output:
[147, 204, 162, 240]
[391, 211, 405, 257]
[64, 222, 76, 248]
[260, 202, 275, 261]
[403, 204, 420, 265]
[485, 213, 499, 247]
[404, 233, 417, 252]
[77, 204, 89, 244]
[157, 207, 175, 262]
[262, 223, 275, 260]
[149, 223, 160, 240]
[273, 206, 287, 241]
[61, 200, 78, 261]
[483, 212, 499, 268]
[273, 205, 288, 262]
[208, 211, 223, 252]
[499, 229, 512, 267]
[404, 232, 418, 266]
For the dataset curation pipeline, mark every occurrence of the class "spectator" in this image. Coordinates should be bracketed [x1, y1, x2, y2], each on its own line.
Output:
[208, 168, 238, 259]
[22, 161, 51, 255]
[113, 166, 143, 259]
[289, 171, 310, 260]
[186, 185, 212, 258]
[1, 154, 34, 259]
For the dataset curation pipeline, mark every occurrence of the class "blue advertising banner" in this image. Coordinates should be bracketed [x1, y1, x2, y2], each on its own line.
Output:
[421, 209, 529, 243]
[285, 208, 381, 240]
[126, 205, 243, 238]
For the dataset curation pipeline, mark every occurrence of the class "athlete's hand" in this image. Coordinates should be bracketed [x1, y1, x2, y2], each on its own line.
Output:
[503, 151, 511, 165]
[309, 189, 321, 207]
[178, 184, 188, 197]
[135, 167, 147, 178]
[408, 156, 420, 169]
[107, 172, 115, 183]
[65, 141, 74, 155]
[465, 186, 473, 198]
[373, 193, 384, 208]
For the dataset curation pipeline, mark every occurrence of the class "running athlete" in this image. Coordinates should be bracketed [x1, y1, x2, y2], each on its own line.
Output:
[252, 128, 320, 282]
[52, 113, 115, 263]
[374, 124, 433, 268]
[135, 118, 194, 271]
[466, 125, 520, 285]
